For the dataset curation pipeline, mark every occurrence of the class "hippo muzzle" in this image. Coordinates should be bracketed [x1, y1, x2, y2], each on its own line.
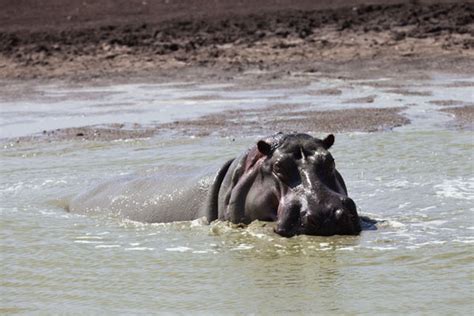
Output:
[301, 194, 361, 236]
[274, 189, 361, 237]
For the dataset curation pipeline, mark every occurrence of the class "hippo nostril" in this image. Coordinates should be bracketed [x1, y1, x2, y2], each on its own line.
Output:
[340, 196, 350, 205]
[334, 209, 344, 221]
[274, 227, 296, 238]
[341, 197, 357, 212]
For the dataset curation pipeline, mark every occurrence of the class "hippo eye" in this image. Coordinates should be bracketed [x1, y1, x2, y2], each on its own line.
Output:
[273, 158, 298, 184]
[273, 162, 284, 175]
[314, 156, 335, 176]
[321, 158, 335, 171]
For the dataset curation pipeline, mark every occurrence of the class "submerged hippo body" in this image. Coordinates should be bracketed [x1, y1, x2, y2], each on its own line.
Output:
[68, 133, 361, 237]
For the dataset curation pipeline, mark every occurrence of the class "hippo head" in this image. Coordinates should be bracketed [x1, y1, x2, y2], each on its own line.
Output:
[254, 133, 361, 237]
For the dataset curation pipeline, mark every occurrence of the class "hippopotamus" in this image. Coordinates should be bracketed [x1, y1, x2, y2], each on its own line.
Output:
[67, 133, 362, 237]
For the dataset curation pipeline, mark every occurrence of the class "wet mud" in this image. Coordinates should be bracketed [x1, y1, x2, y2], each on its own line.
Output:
[343, 95, 376, 104]
[383, 89, 433, 97]
[440, 105, 474, 130]
[428, 99, 473, 106]
[161, 106, 409, 137]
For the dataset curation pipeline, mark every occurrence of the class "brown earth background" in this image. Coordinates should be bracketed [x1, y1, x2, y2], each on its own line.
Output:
[1, 0, 473, 80]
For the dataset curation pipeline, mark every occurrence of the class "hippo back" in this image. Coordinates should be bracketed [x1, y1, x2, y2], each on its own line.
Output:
[67, 165, 223, 223]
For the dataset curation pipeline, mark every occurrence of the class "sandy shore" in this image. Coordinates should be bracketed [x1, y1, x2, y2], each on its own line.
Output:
[1, 0, 472, 137]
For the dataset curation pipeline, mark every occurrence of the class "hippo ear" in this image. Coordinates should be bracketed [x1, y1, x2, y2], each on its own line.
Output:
[257, 140, 272, 156]
[322, 134, 335, 149]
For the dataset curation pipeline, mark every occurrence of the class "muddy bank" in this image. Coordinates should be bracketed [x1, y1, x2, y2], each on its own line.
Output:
[161, 106, 409, 137]
[427, 97, 474, 129]
[0, 1, 473, 81]
[440, 105, 474, 130]
[4, 105, 409, 144]
[429, 99, 473, 106]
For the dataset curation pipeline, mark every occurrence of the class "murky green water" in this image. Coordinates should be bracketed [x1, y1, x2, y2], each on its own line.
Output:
[1, 74, 473, 314]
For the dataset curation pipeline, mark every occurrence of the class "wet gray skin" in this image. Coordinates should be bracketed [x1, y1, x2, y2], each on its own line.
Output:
[68, 133, 361, 237]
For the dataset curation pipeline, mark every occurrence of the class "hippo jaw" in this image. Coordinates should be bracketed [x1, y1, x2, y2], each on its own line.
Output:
[273, 188, 362, 238]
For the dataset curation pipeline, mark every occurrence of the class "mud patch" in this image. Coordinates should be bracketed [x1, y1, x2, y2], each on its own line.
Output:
[9, 124, 155, 143]
[309, 88, 343, 96]
[440, 105, 474, 130]
[384, 89, 433, 97]
[443, 81, 474, 88]
[161, 105, 409, 137]
[428, 100, 472, 107]
[343, 95, 376, 104]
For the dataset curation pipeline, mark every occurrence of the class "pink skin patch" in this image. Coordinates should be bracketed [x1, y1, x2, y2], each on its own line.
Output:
[244, 146, 265, 172]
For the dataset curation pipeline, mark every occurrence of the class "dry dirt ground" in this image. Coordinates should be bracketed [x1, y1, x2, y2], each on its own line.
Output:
[1, 0, 473, 81]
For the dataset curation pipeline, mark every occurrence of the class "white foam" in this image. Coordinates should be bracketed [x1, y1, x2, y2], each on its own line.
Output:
[382, 220, 406, 228]
[425, 220, 448, 226]
[190, 217, 208, 227]
[416, 241, 447, 246]
[230, 244, 254, 251]
[385, 179, 412, 188]
[1, 182, 25, 193]
[39, 210, 58, 216]
[370, 246, 398, 251]
[41, 179, 67, 186]
[75, 236, 103, 240]
[337, 246, 355, 251]
[398, 202, 412, 209]
[74, 240, 103, 244]
[95, 245, 121, 248]
[247, 232, 269, 239]
[165, 246, 192, 252]
[418, 206, 436, 212]
[124, 247, 154, 251]
[435, 178, 474, 200]
[192, 250, 216, 254]
[458, 240, 474, 244]
[320, 247, 332, 251]
[452, 238, 474, 244]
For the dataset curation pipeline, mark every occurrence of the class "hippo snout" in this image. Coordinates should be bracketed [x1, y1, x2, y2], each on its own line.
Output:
[274, 195, 361, 237]
[302, 196, 361, 236]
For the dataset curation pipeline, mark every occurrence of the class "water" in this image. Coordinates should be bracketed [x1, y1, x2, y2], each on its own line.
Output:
[1, 73, 473, 314]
